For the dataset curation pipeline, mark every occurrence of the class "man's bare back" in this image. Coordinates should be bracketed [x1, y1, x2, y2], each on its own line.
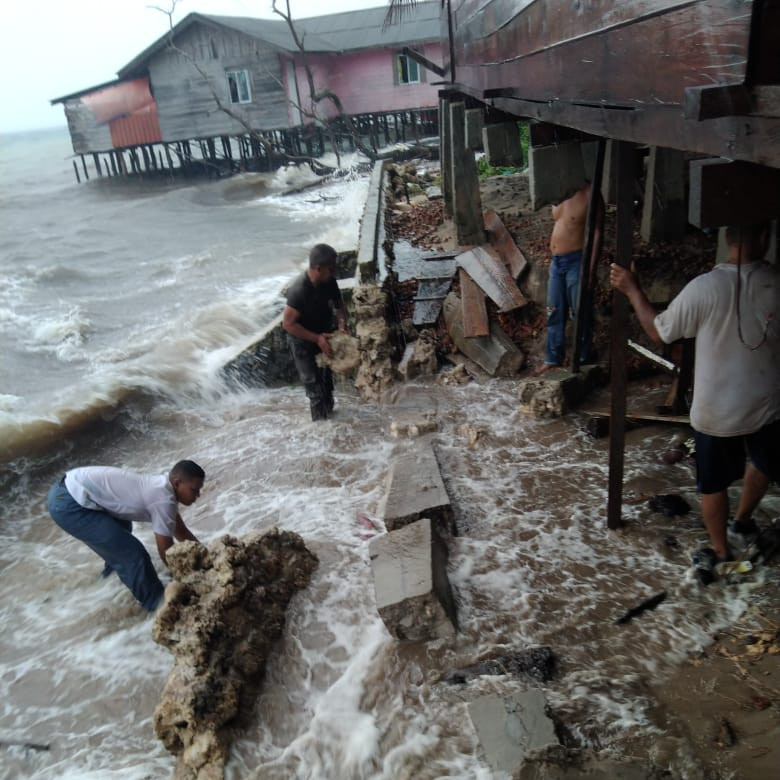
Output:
[550, 184, 590, 255]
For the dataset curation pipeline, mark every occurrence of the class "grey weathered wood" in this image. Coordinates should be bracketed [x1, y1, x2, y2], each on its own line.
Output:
[376, 436, 455, 534]
[413, 277, 453, 326]
[443, 292, 524, 376]
[150, 24, 289, 142]
[459, 268, 489, 338]
[456, 246, 527, 312]
[450, 101, 485, 246]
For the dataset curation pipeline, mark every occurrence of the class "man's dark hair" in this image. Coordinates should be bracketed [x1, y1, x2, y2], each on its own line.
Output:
[170, 460, 205, 481]
[725, 222, 770, 248]
[309, 243, 338, 269]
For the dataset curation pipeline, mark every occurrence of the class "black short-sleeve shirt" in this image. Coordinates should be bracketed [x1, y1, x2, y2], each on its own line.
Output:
[285, 271, 342, 334]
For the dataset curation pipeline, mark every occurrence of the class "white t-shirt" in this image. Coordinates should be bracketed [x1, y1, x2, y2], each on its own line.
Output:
[654, 261, 779, 436]
[64, 466, 179, 537]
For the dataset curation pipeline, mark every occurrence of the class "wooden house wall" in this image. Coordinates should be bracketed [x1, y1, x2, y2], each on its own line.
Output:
[62, 99, 115, 155]
[450, 0, 753, 105]
[291, 42, 443, 121]
[149, 23, 290, 140]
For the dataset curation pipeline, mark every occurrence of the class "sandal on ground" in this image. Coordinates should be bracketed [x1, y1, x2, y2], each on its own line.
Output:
[727, 516, 760, 543]
[692, 547, 732, 586]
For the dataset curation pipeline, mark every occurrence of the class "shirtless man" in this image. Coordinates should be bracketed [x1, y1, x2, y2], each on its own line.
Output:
[537, 182, 603, 373]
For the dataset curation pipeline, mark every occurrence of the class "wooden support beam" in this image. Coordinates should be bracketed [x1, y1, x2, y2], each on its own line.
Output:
[529, 122, 597, 148]
[402, 46, 446, 78]
[484, 210, 529, 279]
[607, 140, 635, 531]
[459, 268, 489, 338]
[683, 84, 751, 121]
[689, 158, 780, 228]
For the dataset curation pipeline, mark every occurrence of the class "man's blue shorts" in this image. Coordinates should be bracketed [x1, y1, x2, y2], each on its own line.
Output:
[694, 418, 780, 494]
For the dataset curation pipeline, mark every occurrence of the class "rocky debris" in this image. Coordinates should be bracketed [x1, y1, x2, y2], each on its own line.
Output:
[468, 690, 559, 777]
[368, 516, 457, 641]
[315, 332, 361, 375]
[396, 332, 438, 380]
[352, 283, 395, 402]
[517, 365, 604, 417]
[647, 494, 691, 517]
[389, 411, 438, 439]
[152, 530, 318, 780]
[444, 647, 557, 685]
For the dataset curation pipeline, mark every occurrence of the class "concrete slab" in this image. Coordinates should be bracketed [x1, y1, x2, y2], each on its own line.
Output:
[376, 436, 455, 534]
[482, 122, 524, 167]
[468, 690, 558, 776]
[368, 517, 457, 642]
[528, 142, 586, 211]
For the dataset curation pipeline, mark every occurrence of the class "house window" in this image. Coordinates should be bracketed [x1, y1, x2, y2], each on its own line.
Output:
[396, 54, 420, 85]
[226, 69, 252, 104]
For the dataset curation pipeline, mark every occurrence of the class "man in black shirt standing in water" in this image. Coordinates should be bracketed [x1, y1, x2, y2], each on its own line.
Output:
[283, 243, 348, 421]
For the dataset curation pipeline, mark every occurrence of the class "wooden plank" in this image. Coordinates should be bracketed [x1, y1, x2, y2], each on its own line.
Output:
[689, 158, 780, 228]
[483, 209, 529, 278]
[459, 268, 489, 338]
[683, 85, 751, 121]
[456, 245, 528, 312]
[582, 408, 690, 425]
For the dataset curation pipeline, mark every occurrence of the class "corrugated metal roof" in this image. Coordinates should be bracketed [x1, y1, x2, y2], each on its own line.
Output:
[117, 2, 441, 77]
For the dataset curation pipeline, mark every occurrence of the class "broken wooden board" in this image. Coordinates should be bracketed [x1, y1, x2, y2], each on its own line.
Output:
[443, 292, 524, 376]
[412, 277, 453, 326]
[581, 407, 690, 425]
[456, 245, 528, 312]
[484, 209, 529, 279]
[459, 268, 489, 338]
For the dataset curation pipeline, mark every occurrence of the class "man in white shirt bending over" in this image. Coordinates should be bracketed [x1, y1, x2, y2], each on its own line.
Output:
[610, 222, 779, 583]
[47, 460, 205, 610]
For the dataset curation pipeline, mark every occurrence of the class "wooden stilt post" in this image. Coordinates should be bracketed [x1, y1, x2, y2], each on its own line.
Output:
[572, 138, 606, 374]
[165, 144, 174, 171]
[109, 152, 118, 176]
[92, 154, 102, 177]
[72, 160, 81, 183]
[607, 140, 636, 530]
[80, 155, 89, 180]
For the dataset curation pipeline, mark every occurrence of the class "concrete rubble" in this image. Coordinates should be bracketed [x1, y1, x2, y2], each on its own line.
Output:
[368, 516, 457, 641]
[375, 436, 455, 535]
[152, 530, 318, 780]
[468, 690, 559, 777]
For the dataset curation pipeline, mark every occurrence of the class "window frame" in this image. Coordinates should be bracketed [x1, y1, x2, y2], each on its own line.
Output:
[226, 69, 252, 104]
[396, 53, 421, 85]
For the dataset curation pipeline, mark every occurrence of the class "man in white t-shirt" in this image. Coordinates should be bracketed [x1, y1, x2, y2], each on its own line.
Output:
[610, 222, 779, 582]
[47, 460, 205, 610]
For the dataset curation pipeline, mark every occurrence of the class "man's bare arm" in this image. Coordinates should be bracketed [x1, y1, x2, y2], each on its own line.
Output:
[609, 263, 662, 343]
[282, 304, 334, 355]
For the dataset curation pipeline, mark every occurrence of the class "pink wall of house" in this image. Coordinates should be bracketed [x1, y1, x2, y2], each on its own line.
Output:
[288, 42, 442, 123]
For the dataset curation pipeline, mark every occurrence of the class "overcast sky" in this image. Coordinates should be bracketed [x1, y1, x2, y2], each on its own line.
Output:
[0, 0, 390, 134]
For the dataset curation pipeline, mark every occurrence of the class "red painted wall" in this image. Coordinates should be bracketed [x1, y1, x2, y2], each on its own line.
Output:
[289, 42, 442, 123]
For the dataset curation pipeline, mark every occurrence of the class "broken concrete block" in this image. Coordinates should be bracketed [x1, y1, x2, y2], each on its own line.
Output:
[390, 412, 439, 439]
[376, 436, 455, 534]
[443, 293, 524, 377]
[396, 338, 438, 381]
[369, 517, 457, 642]
[468, 690, 559, 776]
[517, 365, 604, 417]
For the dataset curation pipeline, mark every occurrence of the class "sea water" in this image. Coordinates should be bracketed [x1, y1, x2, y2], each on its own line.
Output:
[1, 127, 778, 780]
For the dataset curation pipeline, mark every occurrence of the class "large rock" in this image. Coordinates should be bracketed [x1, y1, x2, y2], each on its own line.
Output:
[153, 530, 318, 780]
[369, 517, 457, 641]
